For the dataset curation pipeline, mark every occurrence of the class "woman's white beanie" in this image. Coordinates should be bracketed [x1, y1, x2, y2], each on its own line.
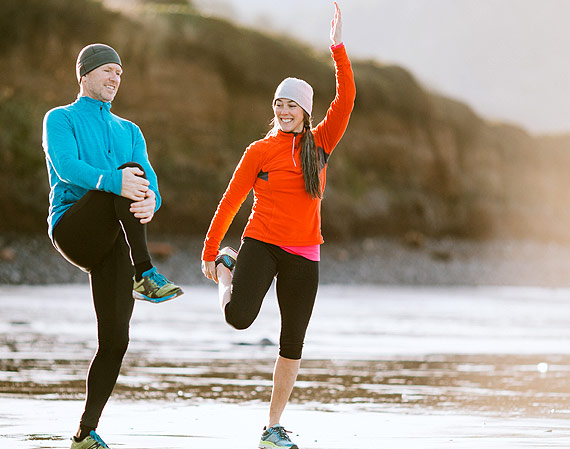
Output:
[273, 77, 313, 115]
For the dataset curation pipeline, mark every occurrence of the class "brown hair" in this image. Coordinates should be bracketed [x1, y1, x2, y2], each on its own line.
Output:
[299, 113, 321, 199]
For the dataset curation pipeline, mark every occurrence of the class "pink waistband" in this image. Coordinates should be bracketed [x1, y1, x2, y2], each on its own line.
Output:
[280, 244, 321, 261]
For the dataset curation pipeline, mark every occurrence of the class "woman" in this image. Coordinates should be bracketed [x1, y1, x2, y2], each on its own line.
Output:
[201, 3, 355, 448]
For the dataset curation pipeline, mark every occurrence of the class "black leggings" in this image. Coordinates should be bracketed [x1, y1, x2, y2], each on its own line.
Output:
[52, 163, 150, 429]
[225, 237, 319, 360]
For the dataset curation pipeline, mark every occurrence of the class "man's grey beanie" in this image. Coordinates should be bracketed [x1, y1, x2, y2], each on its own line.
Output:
[76, 43, 122, 82]
[273, 77, 313, 115]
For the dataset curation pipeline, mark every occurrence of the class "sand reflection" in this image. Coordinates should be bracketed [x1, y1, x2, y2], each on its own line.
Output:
[2, 284, 570, 417]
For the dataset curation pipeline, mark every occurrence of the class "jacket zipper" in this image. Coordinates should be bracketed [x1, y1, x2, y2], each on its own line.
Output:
[291, 132, 298, 167]
[101, 104, 112, 155]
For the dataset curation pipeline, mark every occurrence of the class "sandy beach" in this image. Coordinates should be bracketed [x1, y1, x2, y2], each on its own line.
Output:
[5, 398, 570, 449]
[2, 284, 570, 448]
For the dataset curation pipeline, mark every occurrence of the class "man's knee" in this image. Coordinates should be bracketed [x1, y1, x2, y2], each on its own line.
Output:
[118, 162, 146, 179]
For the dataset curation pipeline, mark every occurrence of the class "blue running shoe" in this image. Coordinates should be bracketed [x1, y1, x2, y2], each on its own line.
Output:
[133, 267, 184, 303]
[215, 247, 238, 272]
[70, 430, 110, 448]
[259, 425, 298, 449]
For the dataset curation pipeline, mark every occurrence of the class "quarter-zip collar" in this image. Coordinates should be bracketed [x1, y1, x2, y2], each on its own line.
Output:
[75, 95, 114, 156]
[277, 128, 304, 167]
[75, 95, 112, 113]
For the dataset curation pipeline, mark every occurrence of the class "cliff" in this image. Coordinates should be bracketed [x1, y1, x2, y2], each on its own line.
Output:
[1, 0, 568, 243]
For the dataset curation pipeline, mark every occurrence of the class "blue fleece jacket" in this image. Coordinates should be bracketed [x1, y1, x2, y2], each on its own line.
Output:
[42, 95, 161, 238]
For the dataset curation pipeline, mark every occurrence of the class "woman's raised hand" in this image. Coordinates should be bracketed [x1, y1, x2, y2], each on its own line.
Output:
[330, 1, 342, 46]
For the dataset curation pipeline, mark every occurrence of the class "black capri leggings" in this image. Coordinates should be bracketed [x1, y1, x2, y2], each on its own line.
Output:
[225, 237, 319, 360]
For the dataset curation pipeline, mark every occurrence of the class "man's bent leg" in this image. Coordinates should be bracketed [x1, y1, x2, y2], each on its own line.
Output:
[115, 162, 152, 275]
[112, 193, 152, 274]
[116, 162, 183, 303]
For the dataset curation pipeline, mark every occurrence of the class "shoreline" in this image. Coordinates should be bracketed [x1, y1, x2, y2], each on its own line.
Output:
[1, 234, 569, 287]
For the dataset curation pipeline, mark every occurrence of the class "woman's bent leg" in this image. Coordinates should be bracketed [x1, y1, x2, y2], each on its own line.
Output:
[222, 238, 277, 330]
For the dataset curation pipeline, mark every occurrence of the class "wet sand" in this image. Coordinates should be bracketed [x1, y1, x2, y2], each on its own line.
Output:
[5, 398, 570, 449]
[2, 284, 570, 448]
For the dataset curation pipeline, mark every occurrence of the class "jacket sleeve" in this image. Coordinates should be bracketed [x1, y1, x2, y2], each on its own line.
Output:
[312, 44, 356, 154]
[131, 124, 162, 211]
[201, 143, 262, 261]
[42, 108, 123, 195]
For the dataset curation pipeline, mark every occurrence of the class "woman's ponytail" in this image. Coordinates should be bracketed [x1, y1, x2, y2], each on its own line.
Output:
[300, 113, 321, 199]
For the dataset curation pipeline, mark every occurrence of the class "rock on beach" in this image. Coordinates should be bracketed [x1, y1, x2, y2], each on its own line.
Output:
[0, 234, 568, 287]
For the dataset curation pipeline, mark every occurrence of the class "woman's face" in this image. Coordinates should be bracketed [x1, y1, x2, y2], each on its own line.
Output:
[273, 98, 305, 133]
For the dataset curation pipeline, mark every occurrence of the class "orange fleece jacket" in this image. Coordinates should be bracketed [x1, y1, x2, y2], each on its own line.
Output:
[202, 45, 356, 261]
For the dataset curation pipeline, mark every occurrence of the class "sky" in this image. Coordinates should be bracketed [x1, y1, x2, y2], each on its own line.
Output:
[193, 0, 570, 135]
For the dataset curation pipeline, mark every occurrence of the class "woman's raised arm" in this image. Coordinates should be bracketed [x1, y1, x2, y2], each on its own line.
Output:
[330, 2, 342, 46]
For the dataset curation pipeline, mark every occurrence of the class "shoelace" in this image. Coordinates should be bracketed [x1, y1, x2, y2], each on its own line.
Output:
[148, 270, 170, 288]
[271, 426, 292, 441]
[88, 431, 109, 448]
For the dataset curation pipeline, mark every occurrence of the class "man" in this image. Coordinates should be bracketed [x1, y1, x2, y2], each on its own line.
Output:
[42, 43, 183, 449]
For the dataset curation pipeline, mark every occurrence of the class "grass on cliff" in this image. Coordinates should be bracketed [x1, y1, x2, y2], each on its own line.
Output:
[2, 0, 568, 243]
[1, 0, 438, 236]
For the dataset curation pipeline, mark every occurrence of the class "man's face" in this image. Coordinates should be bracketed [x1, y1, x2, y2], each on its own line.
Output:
[81, 63, 122, 102]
